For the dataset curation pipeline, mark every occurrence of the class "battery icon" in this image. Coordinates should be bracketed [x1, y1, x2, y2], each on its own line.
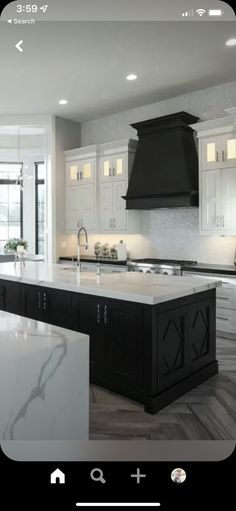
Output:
[208, 9, 223, 16]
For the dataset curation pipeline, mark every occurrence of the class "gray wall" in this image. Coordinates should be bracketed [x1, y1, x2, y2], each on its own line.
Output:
[80, 80, 236, 265]
[55, 116, 81, 258]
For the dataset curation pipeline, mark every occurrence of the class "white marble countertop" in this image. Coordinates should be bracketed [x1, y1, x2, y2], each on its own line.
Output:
[0, 262, 221, 305]
[0, 310, 89, 440]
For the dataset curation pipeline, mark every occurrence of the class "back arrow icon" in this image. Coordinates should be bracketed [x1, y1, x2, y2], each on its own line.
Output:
[15, 40, 23, 52]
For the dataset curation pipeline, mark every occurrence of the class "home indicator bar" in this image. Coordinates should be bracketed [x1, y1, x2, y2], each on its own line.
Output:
[75, 504, 161, 508]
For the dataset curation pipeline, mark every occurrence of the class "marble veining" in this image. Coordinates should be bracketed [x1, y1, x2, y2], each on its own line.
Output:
[0, 262, 221, 305]
[4, 338, 67, 440]
[0, 311, 89, 440]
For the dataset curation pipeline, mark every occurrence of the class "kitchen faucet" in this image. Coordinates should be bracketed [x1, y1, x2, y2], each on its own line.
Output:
[77, 226, 88, 264]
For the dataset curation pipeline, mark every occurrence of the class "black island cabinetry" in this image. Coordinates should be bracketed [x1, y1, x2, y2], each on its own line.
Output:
[0, 279, 217, 414]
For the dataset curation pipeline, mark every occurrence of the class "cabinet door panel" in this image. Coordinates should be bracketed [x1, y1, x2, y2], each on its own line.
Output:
[99, 182, 113, 230]
[25, 285, 44, 321]
[112, 180, 127, 231]
[67, 161, 80, 186]
[201, 136, 221, 170]
[72, 295, 108, 370]
[113, 153, 127, 180]
[221, 168, 236, 232]
[201, 170, 221, 231]
[80, 184, 95, 231]
[0, 281, 22, 315]
[100, 157, 113, 181]
[221, 135, 236, 168]
[80, 158, 95, 182]
[45, 289, 71, 329]
[107, 301, 143, 392]
[67, 186, 83, 231]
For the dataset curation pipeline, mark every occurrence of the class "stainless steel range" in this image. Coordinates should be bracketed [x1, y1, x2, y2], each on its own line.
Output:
[128, 258, 197, 276]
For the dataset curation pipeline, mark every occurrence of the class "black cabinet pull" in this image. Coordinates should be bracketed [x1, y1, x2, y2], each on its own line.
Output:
[38, 292, 41, 310]
[97, 304, 100, 323]
[104, 305, 107, 325]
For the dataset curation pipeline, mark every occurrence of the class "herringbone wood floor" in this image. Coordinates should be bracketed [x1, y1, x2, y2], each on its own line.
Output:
[90, 337, 236, 440]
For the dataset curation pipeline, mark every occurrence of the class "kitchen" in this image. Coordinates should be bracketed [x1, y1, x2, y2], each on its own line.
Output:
[0, 15, 236, 442]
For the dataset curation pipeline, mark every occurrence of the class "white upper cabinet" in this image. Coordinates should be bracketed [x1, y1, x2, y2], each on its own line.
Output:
[64, 139, 139, 234]
[201, 134, 236, 170]
[65, 145, 96, 186]
[100, 153, 127, 181]
[98, 139, 138, 233]
[64, 145, 97, 233]
[67, 158, 95, 185]
[192, 108, 236, 235]
[221, 168, 236, 232]
[201, 170, 221, 232]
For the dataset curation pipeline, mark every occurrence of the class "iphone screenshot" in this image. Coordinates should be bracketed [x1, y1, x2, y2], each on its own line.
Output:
[0, 0, 235, 508]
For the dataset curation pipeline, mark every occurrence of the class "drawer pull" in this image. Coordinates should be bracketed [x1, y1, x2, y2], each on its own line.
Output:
[104, 305, 108, 325]
[217, 296, 230, 301]
[38, 292, 41, 310]
[97, 304, 100, 324]
[216, 316, 230, 321]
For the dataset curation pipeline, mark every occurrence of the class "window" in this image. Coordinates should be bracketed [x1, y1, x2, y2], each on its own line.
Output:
[0, 162, 23, 252]
[35, 162, 46, 255]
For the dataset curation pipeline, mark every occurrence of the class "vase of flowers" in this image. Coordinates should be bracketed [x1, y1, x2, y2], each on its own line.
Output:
[4, 238, 28, 253]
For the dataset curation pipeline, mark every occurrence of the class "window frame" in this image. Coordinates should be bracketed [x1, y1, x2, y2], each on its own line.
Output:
[35, 161, 45, 255]
[0, 161, 23, 246]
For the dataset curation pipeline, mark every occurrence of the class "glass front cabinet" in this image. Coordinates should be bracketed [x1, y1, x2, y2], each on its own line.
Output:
[65, 145, 97, 233]
[192, 109, 236, 235]
[64, 139, 139, 234]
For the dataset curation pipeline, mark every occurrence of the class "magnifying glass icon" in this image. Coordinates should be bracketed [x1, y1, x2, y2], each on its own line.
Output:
[90, 468, 106, 484]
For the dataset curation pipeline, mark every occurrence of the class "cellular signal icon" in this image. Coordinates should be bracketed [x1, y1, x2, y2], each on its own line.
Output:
[196, 8, 206, 16]
[182, 9, 194, 17]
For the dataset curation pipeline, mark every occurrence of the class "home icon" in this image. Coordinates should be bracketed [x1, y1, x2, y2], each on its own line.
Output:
[50, 468, 65, 484]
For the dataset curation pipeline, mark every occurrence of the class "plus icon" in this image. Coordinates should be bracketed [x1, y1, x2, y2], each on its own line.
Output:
[130, 468, 146, 484]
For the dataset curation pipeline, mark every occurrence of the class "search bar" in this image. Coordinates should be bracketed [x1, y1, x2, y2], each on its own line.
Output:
[76, 504, 161, 508]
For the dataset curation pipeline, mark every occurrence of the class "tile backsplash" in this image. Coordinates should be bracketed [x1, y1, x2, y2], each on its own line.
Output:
[60, 208, 236, 265]
[142, 208, 236, 265]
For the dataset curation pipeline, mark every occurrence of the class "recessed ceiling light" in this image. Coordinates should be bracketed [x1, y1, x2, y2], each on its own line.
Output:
[126, 74, 138, 81]
[58, 99, 68, 105]
[226, 38, 236, 47]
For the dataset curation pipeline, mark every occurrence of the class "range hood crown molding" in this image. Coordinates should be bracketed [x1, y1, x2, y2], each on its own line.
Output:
[124, 111, 199, 210]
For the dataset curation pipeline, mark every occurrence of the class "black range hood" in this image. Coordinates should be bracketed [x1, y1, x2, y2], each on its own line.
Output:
[124, 111, 199, 209]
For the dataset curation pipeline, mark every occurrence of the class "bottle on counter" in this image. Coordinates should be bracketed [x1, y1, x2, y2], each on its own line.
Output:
[116, 240, 127, 261]
[110, 244, 118, 260]
[101, 243, 110, 258]
[94, 241, 102, 257]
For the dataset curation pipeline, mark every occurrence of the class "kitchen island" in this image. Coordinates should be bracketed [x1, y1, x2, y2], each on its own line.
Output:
[0, 309, 89, 440]
[0, 262, 221, 414]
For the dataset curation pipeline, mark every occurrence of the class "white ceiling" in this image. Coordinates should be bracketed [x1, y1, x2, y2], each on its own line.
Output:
[0, 21, 236, 122]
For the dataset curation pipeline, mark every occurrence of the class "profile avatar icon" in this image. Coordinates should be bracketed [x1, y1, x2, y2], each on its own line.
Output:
[171, 467, 186, 484]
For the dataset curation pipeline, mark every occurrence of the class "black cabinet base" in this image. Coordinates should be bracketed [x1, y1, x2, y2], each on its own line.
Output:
[144, 360, 218, 414]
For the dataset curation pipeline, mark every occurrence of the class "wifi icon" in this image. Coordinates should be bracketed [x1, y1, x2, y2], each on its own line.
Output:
[196, 8, 206, 16]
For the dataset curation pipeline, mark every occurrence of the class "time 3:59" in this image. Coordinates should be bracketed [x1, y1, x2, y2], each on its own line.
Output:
[16, 4, 48, 13]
